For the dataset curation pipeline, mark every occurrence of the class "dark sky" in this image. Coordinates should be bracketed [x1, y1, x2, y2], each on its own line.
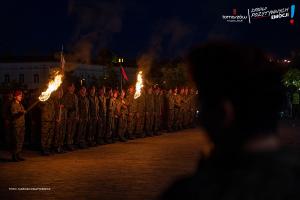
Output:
[0, 0, 299, 59]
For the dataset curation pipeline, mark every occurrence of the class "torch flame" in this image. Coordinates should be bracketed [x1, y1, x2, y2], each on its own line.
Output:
[38, 72, 63, 102]
[134, 71, 143, 99]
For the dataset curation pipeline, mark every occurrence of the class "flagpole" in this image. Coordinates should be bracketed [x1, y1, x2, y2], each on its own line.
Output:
[61, 44, 64, 72]
[120, 64, 123, 91]
[118, 58, 123, 91]
[59, 44, 64, 122]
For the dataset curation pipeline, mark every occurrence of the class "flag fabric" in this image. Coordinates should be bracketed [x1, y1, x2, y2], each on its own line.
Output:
[121, 66, 129, 81]
[61, 53, 65, 71]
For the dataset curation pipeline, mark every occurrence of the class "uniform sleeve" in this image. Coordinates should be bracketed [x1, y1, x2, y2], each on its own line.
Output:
[11, 102, 24, 119]
[11, 103, 19, 115]
[75, 95, 79, 117]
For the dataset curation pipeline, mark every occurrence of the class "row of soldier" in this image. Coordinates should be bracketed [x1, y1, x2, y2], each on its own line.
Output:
[5, 83, 198, 161]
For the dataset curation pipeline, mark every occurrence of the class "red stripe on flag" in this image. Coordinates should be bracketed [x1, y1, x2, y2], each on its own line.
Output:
[121, 66, 129, 81]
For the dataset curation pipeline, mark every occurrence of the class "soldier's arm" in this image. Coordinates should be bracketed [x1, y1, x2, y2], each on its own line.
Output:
[62, 95, 71, 110]
[116, 101, 121, 116]
[75, 95, 79, 119]
[11, 103, 24, 119]
[175, 97, 181, 108]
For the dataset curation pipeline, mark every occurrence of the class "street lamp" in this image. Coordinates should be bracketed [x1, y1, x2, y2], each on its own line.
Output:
[80, 78, 85, 86]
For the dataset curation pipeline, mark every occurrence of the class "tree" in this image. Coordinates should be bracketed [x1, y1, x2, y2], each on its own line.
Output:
[283, 68, 300, 90]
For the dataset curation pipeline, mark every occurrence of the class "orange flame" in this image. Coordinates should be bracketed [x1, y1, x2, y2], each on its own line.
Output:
[134, 71, 143, 99]
[38, 71, 63, 102]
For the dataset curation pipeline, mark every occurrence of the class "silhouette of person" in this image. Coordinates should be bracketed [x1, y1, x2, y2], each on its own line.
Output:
[162, 41, 300, 200]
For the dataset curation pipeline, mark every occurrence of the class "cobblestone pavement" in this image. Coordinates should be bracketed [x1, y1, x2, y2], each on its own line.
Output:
[0, 121, 299, 200]
[0, 128, 211, 200]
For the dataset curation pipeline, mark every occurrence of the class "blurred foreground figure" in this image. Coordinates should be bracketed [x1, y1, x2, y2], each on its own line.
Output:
[162, 42, 300, 199]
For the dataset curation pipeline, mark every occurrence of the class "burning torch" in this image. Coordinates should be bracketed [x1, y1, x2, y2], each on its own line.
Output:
[134, 71, 144, 99]
[27, 46, 65, 113]
[26, 71, 63, 113]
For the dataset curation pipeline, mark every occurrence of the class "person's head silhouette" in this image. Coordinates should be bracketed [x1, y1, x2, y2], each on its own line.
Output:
[188, 41, 284, 155]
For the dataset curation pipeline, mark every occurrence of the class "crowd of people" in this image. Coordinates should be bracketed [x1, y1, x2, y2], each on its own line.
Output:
[1, 83, 198, 161]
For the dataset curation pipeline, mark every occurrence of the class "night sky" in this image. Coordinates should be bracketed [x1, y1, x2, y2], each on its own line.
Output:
[0, 0, 299, 59]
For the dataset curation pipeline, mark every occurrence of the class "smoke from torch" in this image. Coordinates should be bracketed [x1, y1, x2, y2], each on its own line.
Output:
[134, 71, 143, 99]
[38, 71, 63, 102]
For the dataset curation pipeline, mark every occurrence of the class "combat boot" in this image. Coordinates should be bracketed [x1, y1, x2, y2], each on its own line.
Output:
[42, 149, 50, 156]
[119, 136, 127, 142]
[12, 153, 19, 162]
[66, 145, 75, 151]
[128, 135, 135, 140]
[16, 153, 25, 161]
[97, 139, 105, 145]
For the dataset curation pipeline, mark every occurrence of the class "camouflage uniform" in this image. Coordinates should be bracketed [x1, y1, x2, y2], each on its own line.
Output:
[40, 97, 56, 153]
[53, 96, 67, 152]
[77, 94, 89, 147]
[185, 93, 192, 128]
[136, 92, 146, 137]
[107, 96, 118, 142]
[153, 92, 162, 135]
[167, 92, 175, 131]
[182, 93, 189, 128]
[160, 91, 167, 131]
[126, 93, 137, 139]
[178, 90, 186, 129]
[88, 94, 99, 146]
[145, 91, 154, 136]
[10, 101, 26, 155]
[174, 93, 182, 130]
[116, 97, 128, 141]
[98, 94, 107, 143]
[189, 91, 197, 126]
[63, 92, 78, 147]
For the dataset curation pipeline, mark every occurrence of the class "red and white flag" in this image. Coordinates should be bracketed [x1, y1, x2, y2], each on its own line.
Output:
[121, 66, 129, 81]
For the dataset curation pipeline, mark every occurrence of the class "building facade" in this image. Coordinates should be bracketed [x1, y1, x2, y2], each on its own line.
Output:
[0, 62, 137, 90]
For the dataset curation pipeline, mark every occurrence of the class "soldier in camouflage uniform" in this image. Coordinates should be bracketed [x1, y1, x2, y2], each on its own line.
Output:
[10, 90, 26, 161]
[178, 88, 186, 130]
[87, 86, 99, 146]
[166, 89, 175, 132]
[98, 87, 107, 144]
[181, 87, 189, 128]
[145, 87, 154, 136]
[40, 94, 56, 155]
[173, 87, 182, 131]
[135, 88, 146, 137]
[184, 88, 192, 128]
[108, 90, 119, 143]
[189, 88, 197, 127]
[63, 83, 78, 151]
[160, 89, 167, 132]
[77, 86, 89, 148]
[153, 87, 162, 135]
[116, 90, 128, 142]
[53, 88, 67, 153]
[126, 86, 137, 139]
[107, 90, 118, 143]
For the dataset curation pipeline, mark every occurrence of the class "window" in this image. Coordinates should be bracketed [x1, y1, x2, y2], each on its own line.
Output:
[19, 74, 24, 83]
[33, 74, 39, 84]
[4, 74, 10, 83]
